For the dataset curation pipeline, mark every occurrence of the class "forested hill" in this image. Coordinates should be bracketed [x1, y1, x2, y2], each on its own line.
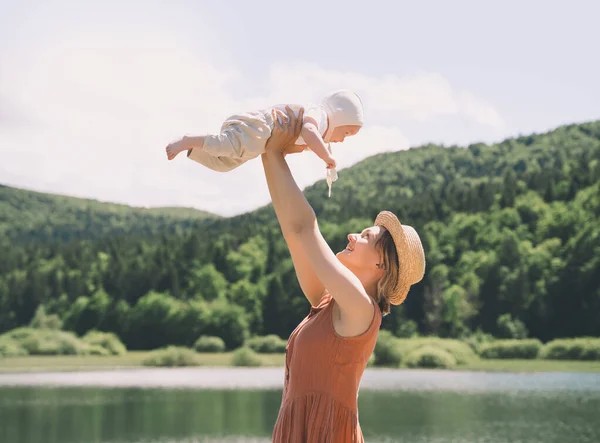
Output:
[1, 120, 599, 350]
[0, 185, 219, 244]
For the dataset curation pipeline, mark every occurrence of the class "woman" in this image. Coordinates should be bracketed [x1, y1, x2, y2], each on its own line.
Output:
[262, 106, 426, 442]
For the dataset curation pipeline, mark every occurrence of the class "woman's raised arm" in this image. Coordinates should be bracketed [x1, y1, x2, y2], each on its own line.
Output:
[261, 107, 373, 317]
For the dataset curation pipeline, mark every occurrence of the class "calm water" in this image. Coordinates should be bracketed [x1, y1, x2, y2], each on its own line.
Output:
[0, 368, 599, 443]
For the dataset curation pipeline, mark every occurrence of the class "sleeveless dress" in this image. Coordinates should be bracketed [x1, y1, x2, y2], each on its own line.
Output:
[272, 292, 382, 442]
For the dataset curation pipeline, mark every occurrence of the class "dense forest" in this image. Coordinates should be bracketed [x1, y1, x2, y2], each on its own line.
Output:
[1, 120, 599, 350]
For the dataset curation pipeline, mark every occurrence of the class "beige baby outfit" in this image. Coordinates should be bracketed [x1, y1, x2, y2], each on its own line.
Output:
[186, 90, 364, 194]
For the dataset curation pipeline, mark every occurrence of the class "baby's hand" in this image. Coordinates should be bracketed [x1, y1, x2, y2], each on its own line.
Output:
[325, 155, 337, 170]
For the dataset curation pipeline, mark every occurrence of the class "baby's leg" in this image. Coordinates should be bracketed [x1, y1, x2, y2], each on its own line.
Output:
[169, 112, 270, 163]
[166, 135, 205, 160]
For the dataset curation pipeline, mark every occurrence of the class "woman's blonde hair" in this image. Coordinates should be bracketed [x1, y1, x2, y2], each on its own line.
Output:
[375, 229, 400, 316]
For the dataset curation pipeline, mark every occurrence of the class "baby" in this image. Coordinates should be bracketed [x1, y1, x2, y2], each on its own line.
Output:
[165, 90, 363, 195]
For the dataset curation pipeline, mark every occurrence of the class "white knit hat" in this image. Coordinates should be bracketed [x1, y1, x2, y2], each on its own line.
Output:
[321, 89, 364, 198]
[321, 89, 364, 132]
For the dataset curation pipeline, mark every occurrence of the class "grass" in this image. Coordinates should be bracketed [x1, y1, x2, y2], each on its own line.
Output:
[1, 352, 600, 373]
[0, 351, 286, 373]
[461, 358, 600, 373]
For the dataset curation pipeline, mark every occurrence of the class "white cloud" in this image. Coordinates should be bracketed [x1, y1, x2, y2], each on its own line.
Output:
[0, 15, 504, 216]
[259, 63, 506, 128]
[459, 92, 506, 130]
[264, 64, 460, 121]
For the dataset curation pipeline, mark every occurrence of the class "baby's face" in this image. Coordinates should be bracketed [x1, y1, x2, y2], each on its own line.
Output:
[329, 125, 361, 143]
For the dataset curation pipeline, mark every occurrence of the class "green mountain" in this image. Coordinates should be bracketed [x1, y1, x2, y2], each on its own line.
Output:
[1, 120, 599, 349]
[0, 185, 220, 244]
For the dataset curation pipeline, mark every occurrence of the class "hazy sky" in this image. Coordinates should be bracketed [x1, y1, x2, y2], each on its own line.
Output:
[1, 0, 598, 216]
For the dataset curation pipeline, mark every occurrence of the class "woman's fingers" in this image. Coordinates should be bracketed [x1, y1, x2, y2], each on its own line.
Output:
[272, 109, 282, 128]
[295, 107, 304, 135]
[284, 106, 297, 133]
[273, 109, 291, 132]
[264, 106, 305, 153]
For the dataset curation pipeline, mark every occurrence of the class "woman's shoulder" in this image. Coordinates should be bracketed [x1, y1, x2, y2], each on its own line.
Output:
[323, 290, 382, 339]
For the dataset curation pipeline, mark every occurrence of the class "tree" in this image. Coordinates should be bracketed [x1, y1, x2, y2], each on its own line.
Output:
[185, 263, 228, 301]
[496, 313, 528, 339]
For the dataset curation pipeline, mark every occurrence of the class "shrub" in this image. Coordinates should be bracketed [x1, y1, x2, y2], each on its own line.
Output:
[462, 329, 495, 354]
[204, 300, 249, 350]
[2, 328, 88, 355]
[373, 330, 402, 367]
[405, 346, 457, 369]
[540, 338, 600, 361]
[23, 331, 82, 355]
[82, 330, 127, 356]
[85, 345, 111, 356]
[0, 327, 121, 356]
[2, 327, 38, 341]
[0, 338, 28, 357]
[29, 305, 63, 330]
[194, 336, 226, 353]
[231, 347, 261, 367]
[142, 346, 201, 367]
[245, 335, 287, 353]
[396, 338, 477, 365]
[479, 339, 542, 359]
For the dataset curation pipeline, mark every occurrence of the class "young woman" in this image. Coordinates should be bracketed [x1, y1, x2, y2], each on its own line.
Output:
[261, 106, 426, 442]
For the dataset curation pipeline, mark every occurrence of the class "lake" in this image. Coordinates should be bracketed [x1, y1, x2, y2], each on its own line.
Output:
[1, 367, 599, 442]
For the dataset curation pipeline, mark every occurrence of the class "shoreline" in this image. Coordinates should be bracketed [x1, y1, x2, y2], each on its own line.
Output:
[1, 366, 599, 392]
[1, 352, 600, 375]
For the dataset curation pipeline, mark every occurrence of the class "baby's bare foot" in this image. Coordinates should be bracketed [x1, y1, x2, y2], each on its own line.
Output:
[166, 139, 188, 160]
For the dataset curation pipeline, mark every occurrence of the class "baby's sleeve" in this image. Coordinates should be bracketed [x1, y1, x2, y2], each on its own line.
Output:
[303, 105, 328, 137]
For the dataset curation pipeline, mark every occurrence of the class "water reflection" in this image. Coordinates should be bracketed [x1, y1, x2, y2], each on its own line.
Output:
[0, 369, 599, 443]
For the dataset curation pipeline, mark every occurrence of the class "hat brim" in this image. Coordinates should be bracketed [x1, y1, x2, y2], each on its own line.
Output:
[374, 211, 425, 305]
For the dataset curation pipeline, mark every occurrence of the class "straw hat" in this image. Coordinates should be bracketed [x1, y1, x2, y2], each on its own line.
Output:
[374, 211, 426, 305]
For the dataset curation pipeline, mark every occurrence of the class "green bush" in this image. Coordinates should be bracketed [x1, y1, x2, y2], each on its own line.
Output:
[462, 329, 495, 354]
[22, 331, 81, 355]
[405, 346, 457, 369]
[29, 305, 63, 330]
[231, 347, 261, 367]
[86, 345, 111, 356]
[142, 346, 201, 367]
[2, 327, 38, 341]
[479, 339, 542, 359]
[373, 330, 402, 367]
[245, 335, 287, 353]
[396, 338, 477, 364]
[82, 330, 127, 355]
[1, 328, 93, 355]
[204, 300, 249, 350]
[194, 336, 226, 353]
[0, 338, 28, 357]
[541, 338, 600, 361]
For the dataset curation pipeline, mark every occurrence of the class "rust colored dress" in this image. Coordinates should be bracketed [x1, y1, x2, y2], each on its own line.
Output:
[272, 292, 382, 442]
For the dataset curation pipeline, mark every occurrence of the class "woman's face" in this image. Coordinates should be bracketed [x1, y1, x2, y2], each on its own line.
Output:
[337, 225, 386, 271]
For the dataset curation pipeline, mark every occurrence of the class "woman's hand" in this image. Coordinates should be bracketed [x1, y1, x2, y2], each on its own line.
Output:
[264, 106, 304, 155]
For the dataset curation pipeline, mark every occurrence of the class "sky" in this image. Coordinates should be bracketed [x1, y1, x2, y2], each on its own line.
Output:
[1, 0, 599, 216]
